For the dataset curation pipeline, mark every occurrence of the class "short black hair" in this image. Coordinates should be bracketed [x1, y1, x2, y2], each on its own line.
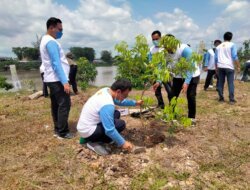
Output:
[151, 30, 161, 37]
[111, 79, 132, 92]
[223, 32, 233, 41]
[46, 17, 62, 30]
[165, 33, 175, 38]
[214, 39, 222, 45]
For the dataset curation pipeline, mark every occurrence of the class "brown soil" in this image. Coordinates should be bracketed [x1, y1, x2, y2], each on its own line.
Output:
[0, 81, 249, 189]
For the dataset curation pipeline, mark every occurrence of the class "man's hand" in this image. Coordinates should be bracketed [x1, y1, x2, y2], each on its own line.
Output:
[181, 83, 189, 94]
[64, 83, 70, 94]
[203, 67, 208, 71]
[153, 82, 160, 92]
[122, 141, 134, 152]
[136, 100, 144, 106]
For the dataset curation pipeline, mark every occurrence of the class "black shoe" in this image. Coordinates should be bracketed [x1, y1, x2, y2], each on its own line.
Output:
[57, 133, 74, 139]
[157, 104, 165, 109]
[218, 98, 224, 102]
[229, 100, 237, 105]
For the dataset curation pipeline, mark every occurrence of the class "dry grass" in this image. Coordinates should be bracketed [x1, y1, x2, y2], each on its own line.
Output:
[0, 81, 249, 190]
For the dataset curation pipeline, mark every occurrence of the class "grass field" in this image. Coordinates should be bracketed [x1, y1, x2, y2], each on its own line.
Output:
[0, 80, 249, 190]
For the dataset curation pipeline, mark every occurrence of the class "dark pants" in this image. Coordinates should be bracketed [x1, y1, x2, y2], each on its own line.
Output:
[46, 82, 71, 137]
[155, 81, 173, 108]
[241, 62, 250, 81]
[217, 68, 235, 101]
[204, 70, 218, 90]
[41, 73, 49, 97]
[69, 65, 78, 94]
[86, 110, 126, 143]
[172, 76, 200, 118]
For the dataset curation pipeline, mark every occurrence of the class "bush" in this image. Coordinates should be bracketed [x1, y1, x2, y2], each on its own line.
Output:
[0, 60, 18, 71]
[0, 75, 13, 90]
[0, 60, 41, 71]
[76, 57, 97, 90]
[115, 35, 149, 89]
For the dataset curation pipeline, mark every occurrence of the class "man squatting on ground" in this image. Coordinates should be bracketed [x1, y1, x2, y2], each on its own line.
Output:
[77, 79, 143, 155]
[203, 40, 222, 91]
[148, 30, 173, 108]
[153, 34, 200, 120]
[40, 17, 73, 139]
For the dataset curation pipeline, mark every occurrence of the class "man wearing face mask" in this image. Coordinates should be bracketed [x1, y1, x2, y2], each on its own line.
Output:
[77, 79, 143, 155]
[148, 30, 173, 109]
[40, 17, 73, 139]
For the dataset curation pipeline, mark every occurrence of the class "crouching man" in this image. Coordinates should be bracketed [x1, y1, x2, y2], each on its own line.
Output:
[77, 79, 143, 155]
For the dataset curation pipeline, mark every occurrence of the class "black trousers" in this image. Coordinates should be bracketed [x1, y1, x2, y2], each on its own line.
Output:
[155, 81, 173, 108]
[46, 82, 71, 136]
[86, 110, 126, 143]
[41, 73, 49, 97]
[204, 70, 218, 90]
[172, 76, 200, 118]
[69, 65, 78, 94]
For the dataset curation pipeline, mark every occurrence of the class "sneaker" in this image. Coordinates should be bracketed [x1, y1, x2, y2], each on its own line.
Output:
[131, 146, 146, 154]
[218, 98, 224, 102]
[57, 133, 74, 139]
[87, 142, 110, 155]
[191, 118, 196, 126]
[208, 85, 213, 89]
[229, 100, 237, 105]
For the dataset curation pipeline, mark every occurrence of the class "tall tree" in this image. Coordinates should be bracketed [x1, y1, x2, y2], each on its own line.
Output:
[100, 50, 112, 63]
[238, 39, 250, 63]
[70, 47, 95, 62]
[12, 47, 23, 60]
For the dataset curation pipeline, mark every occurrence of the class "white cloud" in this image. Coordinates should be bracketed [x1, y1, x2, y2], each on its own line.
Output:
[204, 0, 250, 48]
[0, 0, 249, 57]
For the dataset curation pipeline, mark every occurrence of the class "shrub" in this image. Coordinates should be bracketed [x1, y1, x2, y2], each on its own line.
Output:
[0, 75, 13, 90]
[76, 57, 97, 90]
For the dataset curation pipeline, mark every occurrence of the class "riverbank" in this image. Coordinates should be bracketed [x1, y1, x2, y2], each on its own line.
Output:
[0, 80, 249, 189]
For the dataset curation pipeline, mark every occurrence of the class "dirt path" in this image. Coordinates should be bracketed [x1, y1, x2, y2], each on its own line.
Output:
[0, 81, 249, 189]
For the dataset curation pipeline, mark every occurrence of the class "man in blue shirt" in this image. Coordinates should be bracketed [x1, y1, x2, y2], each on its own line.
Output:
[40, 17, 73, 139]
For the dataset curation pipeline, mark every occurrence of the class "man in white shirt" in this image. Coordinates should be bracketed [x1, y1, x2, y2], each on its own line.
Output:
[153, 34, 200, 120]
[77, 79, 143, 155]
[215, 31, 240, 104]
[148, 30, 173, 108]
[40, 17, 73, 139]
[203, 40, 221, 91]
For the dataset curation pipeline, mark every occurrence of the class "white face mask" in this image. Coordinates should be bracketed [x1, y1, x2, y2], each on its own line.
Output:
[153, 40, 159, 47]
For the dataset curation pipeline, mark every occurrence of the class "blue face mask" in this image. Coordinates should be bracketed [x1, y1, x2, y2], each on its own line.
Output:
[114, 98, 122, 104]
[56, 31, 63, 39]
[153, 40, 159, 47]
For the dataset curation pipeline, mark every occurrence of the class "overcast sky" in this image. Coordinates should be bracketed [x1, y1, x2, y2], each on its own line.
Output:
[0, 0, 249, 58]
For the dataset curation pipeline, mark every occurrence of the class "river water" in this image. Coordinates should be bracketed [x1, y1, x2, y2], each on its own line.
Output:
[1, 66, 224, 91]
[0, 66, 118, 91]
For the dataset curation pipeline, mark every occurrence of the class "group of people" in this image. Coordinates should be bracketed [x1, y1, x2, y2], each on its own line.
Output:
[202, 32, 241, 104]
[40, 17, 243, 155]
